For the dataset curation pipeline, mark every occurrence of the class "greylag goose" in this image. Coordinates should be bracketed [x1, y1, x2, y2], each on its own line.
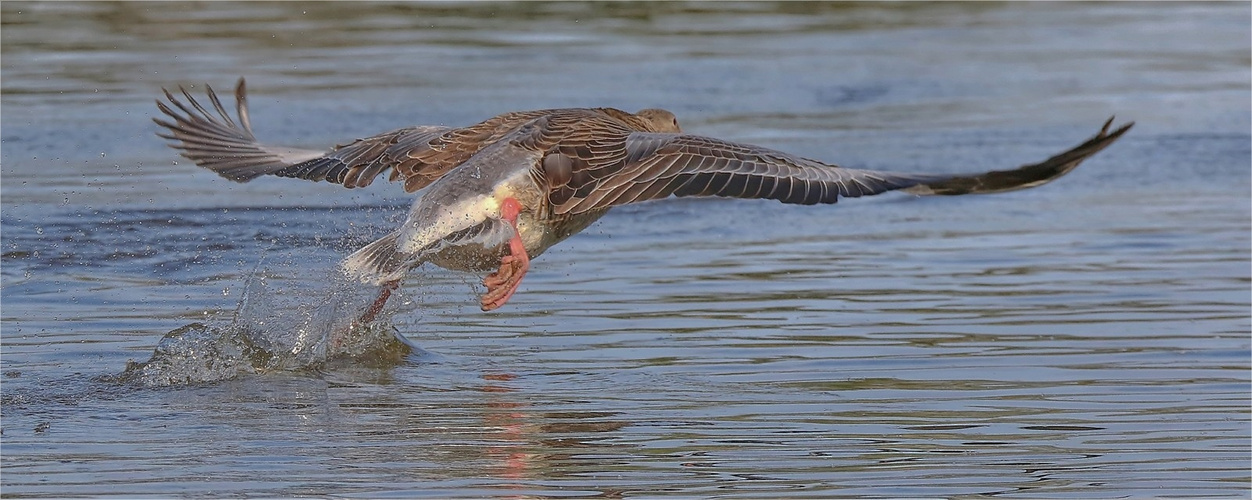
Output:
[154, 78, 1132, 323]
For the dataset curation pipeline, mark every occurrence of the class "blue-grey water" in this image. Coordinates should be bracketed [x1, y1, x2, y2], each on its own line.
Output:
[2, 2, 1249, 497]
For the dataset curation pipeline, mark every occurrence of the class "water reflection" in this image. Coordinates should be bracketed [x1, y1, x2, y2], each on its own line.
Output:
[478, 373, 633, 493]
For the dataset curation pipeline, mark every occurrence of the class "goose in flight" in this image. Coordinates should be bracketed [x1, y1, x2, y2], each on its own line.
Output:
[154, 78, 1132, 323]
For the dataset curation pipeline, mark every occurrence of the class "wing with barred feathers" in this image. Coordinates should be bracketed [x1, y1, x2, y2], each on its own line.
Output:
[154, 78, 462, 189]
[153, 80, 656, 193]
[540, 118, 1133, 215]
[153, 78, 329, 182]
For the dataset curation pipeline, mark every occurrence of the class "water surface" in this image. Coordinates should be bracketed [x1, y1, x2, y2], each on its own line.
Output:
[2, 2, 1249, 497]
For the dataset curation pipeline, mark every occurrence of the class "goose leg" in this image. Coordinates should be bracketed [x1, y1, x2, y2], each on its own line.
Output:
[481, 197, 530, 311]
[355, 279, 400, 326]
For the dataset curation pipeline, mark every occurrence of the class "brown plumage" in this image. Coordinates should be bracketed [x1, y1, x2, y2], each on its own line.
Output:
[154, 78, 1133, 315]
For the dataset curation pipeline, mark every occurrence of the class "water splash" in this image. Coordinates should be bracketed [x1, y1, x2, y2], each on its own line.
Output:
[115, 270, 415, 387]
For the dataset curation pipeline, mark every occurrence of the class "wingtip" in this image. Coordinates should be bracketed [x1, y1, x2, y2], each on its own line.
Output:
[1098, 116, 1134, 140]
[1108, 119, 1135, 138]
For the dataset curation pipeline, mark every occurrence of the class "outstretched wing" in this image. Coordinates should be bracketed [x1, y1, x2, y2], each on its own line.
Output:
[545, 118, 1133, 215]
[153, 79, 330, 182]
[155, 78, 546, 192]
[154, 78, 457, 189]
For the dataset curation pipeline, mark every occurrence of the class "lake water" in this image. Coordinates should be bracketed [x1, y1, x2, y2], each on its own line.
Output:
[2, 2, 1249, 497]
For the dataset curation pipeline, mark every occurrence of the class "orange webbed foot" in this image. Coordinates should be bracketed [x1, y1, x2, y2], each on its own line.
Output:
[480, 197, 530, 311]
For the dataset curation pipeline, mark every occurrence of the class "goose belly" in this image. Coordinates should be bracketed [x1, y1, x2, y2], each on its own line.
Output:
[426, 208, 610, 273]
